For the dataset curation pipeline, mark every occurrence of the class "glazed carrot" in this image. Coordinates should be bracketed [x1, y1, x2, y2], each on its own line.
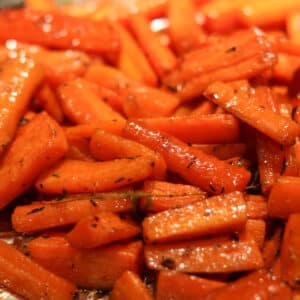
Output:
[281, 214, 300, 288]
[268, 176, 300, 218]
[294, 290, 300, 300]
[128, 14, 177, 77]
[0, 240, 76, 300]
[90, 130, 167, 180]
[66, 212, 141, 248]
[132, 114, 240, 144]
[204, 82, 300, 146]
[0, 112, 68, 209]
[241, 219, 266, 249]
[270, 257, 282, 279]
[190, 100, 216, 116]
[28, 237, 143, 289]
[156, 270, 225, 300]
[123, 122, 251, 194]
[58, 78, 125, 125]
[245, 195, 267, 219]
[145, 236, 263, 273]
[66, 135, 94, 161]
[12, 195, 134, 233]
[173, 102, 196, 116]
[35, 157, 154, 194]
[24, 0, 56, 11]
[110, 271, 154, 300]
[0, 9, 120, 58]
[140, 180, 207, 212]
[287, 12, 300, 44]
[0, 58, 44, 154]
[272, 53, 300, 82]
[143, 192, 247, 243]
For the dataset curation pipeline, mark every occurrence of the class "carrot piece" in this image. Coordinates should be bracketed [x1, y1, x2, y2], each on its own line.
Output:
[123, 122, 251, 194]
[35, 83, 64, 123]
[140, 180, 206, 212]
[58, 78, 125, 125]
[293, 289, 300, 300]
[192, 143, 246, 160]
[0, 240, 76, 300]
[205, 82, 300, 146]
[90, 130, 166, 180]
[28, 237, 143, 289]
[190, 100, 216, 116]
[12, 195, 134, 233]
[0, 58, 44, 154]
[110, 271, 154, 300]
[128, 14, 177, 77]
[240, 219, 266, 249]
[0, 9, 120, 58]
[168, 0, 206, 54]
[0, 112, 68, 209]
[24, 0, 56, 11]
[132, 114, 240, 144]
[272, 53, 300, 82]
[245, 195, 267, 219]
[173, 102, 196, 116]
[287, 12, 300, 44]
[143, 192, 246, 243]
[156, 270, 225, 300]
[280, 214, 300, 288]
[271, 257, 282, 279]
[36, 157, 154, 194]
[66, 212, 141, 248]
[145, 236, 263, 273]
[268, 176, 300, 218]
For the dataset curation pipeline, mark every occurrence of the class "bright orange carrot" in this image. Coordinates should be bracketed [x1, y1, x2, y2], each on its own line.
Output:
[66, 212, 141, 248]
[143, 192, 247, 243]
[287, 12, 300, 44]
[245, 194, 267, 219]
[0, 240, 76, 300]
[28, 237, 143, 288]
[145, 236, 263, 273]
[156, 270, 225, 300]
[35, 157, 153, 194]
[272, 53, 300, 82]
[241, 219, 266, 249]
[0, 58, 44, 154]
[128, 14, 177, 77]
[190, 100, 216, 116]
[204, 82, 300, 146]
[140, 180, 206, 212]
[90, 130, 166, 180]
[110, 271, 154, 300]
[132, 114, 240, 144]
[0, 112, 68, 209]
[123, 122, 251, 194]
[66, 135, 94, 161]
[268, 176, 300, 218]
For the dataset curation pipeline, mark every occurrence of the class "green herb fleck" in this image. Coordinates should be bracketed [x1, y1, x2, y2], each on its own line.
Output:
[52, 173, 60, 177]
[115, 177, 125, 183]
[27, 206, 45, 215]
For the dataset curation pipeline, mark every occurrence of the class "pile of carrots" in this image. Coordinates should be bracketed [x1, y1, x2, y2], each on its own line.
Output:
[1, 0, 300, 299]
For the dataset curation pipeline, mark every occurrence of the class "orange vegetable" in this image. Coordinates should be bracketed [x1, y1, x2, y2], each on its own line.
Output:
[241, 219, 266, 249]
[190, 100, 216, 116]
[245, 195, 268, 219]
[287, 12, 300, 44]
[28, 236, 143, 288]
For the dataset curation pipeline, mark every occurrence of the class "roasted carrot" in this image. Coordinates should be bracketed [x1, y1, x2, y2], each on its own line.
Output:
[240, 219, 266, 249]
[190, 100, 216, 116]
[66, 212, 141, 248]
[156, 270, 225, 300]
[145, 236, 263, 273]
[66, 135, 94, 161]
[245, 194, 268, 219]
[272, 53, 300, 82]
[35, 157, 153, 194]
[90, 130, 166, 180]
[110, 271, 154, 300]
[28, 237, 143, 288]
[143, 192, 247, 243]
[128, 13, 177, 77]
[0, 112, 68, 209]
[123, 122, 251, 194]
[287, 12, 300, 44]
[0, 240, 76, 300]
[132, 114, 240, 144]
[204, 82, 300, 146]
[0, 58, 44, 154]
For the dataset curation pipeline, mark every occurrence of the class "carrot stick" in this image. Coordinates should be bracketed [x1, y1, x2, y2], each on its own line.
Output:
[90, 130, 167, 180]
[0, 240, 76, 300]
[66, 212, 141, 248]
[28, 237, 143, 289]
[240, 219, 266, 249]
[144, 236, 263, 273]
[272, 53, 300, 82]
[140, 180, 207, 212]
[0, 58, 44, 154]
[0, 9, 120, 58]
[110, 271, 154, 300]
[35, 157, 154, 194]
[132, 114, 240, 144]
[287, 12, 300, 44]
[128, 13, 177, 77]
[204, 82, 300, 146]
[245, 194, 267, 219]
[123, 122, 251, 194]
[268, 176, 300, 218]
[12, 195, 134, 233]
[66, 135, 94, 161]
[0, 112, 68, 209]
[156, 270, 225, 300]
[190, 100, 216, 116]
[143, 192, 247, 243]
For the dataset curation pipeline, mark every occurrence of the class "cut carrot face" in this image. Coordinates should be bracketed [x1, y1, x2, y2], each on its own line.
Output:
[245, 194, 267, 220]
[28, 236, 143, 289]
[143, 192, 247, 243]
